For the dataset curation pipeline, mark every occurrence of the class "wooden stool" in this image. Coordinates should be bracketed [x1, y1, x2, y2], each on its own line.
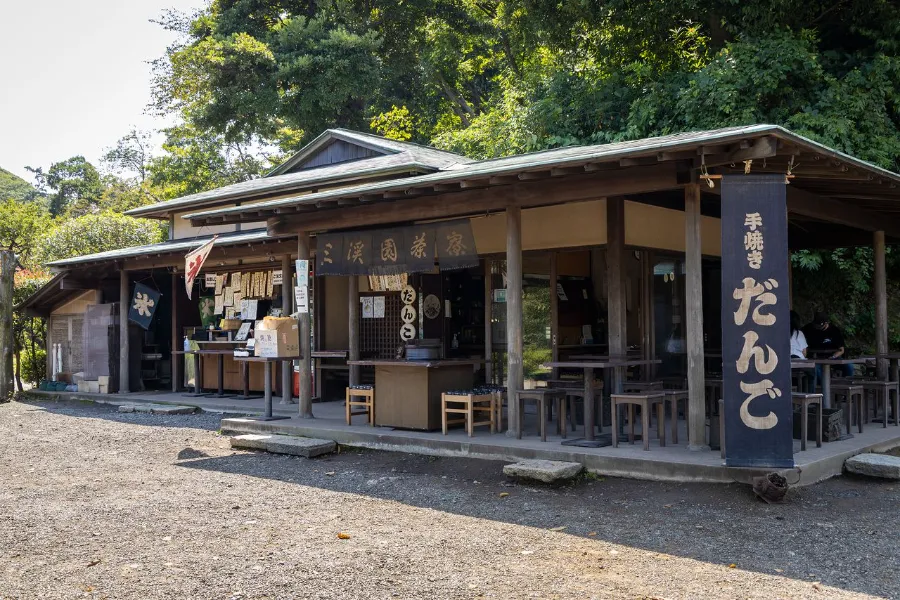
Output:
[480, 386, 507, 433]
[862, 381, 900, 428]
[515, 389, 565, 442]
[831, 383, 864, 434]
[705, 379, 723, 416]
[442, 390, 495, 437]
[791, 393, 823, 450]
[663, 390, 688, 444]
[548, 380, 604, 432]
[611, 392, 666, 450]
[345, 385, 374, 425]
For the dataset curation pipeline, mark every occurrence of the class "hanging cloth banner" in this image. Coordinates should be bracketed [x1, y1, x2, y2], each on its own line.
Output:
[128, 282, 161, 330]
[184, 235, 217, 300]
[371, 228, 407, 275]
[435, 219, 479, 271]
[720, 174, 793, 469]
[316, 233, 344, 276]
[400, 224, 436, 274]
[198, 296, 217, 327]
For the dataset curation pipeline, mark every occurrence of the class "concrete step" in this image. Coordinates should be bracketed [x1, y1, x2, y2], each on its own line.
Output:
[503, 459, 583, 483]
[118, 404, 197, 415]
[844, 453, 900, 479]
[231, 433, 336, 458]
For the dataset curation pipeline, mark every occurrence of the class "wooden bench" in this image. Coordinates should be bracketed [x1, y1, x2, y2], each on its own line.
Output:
[831, 383, 864, 434]
[663, 390, 688, 444]
[515, 389, 566, 442]
[791, 393, 823, 450]
[862, 380, 900, 428]
[611, 392, 666, 450]
[442, 390, 495, 437]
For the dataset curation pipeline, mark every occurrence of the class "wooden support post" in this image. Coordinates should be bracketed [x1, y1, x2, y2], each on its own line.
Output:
[685, 184, 708, 450]
[506, 206, 524, 437]
[483, 259, 493, 384]
[119, 268, 130, 393]
[0, 251, 14, 400]
[874, 230, 888, 380]
[281, 253, 295, 405]
[348, 275, 360, 386]
[549, 252, 559, 379]
[607, 198, 626, 393]
[297, 235, 313, 418]
[171, 273, 179, 392]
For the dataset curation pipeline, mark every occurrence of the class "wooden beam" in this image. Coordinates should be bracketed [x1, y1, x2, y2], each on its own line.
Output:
[550, 166, 584, 177]
[607, 198, 626, 391]
[58, 278, 91, 290]
[518, 171, 551, 181]
[281, 253, 295, 406]
[348, 275, 360, 386]
[874, 231, 888, 380]
[702, 136, 778, 166]
[483, 259, 492, 384]
[119, 269, 129, 393]
[505, 206, 524, 437]
[786, 187, 900, 236]
[119, 240, 300, 271]
[488, 175, 518, 185]
[171, 273, 179, 392]
[549, 251, 559, 380]
[296, 235, 313, 418]
[266, 163, 679, 235]
[684, 183, 707, 450]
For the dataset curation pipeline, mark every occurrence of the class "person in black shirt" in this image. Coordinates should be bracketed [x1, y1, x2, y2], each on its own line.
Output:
[803, 312, 854, 391]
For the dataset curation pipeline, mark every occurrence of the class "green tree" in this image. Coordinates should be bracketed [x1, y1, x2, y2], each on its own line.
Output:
[27, 156, 104, 217]
[0, 199, 53, 268]
[36, 211, 166, 264]
[0, 167, 42, 202]
[13, 269, 51, 389]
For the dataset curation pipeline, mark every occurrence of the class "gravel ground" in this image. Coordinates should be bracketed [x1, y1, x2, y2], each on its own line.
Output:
[1, 398, 898, 600]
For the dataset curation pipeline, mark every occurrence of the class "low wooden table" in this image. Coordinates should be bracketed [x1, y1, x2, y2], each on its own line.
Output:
[312, 350, 348, 400]
[233, 355, 303, 420]
[542, 359, 662, 444]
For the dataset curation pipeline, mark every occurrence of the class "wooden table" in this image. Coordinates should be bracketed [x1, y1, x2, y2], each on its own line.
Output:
[348, 359, 483, 430]
[791, 358, 867, 408]
[234, 355, 303, 420]
[542, 359, 662, 442]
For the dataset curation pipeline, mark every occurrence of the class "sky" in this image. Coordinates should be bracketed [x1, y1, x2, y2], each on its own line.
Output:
[0, 0, 206, 182]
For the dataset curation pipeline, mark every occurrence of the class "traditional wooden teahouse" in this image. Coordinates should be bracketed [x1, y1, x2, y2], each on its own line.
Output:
[22, 124, 900, 474]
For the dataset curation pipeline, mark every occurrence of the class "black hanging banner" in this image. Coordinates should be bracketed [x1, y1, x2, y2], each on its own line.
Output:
[316, 233, 344, 276]
[371, 228, 406, 275]
[342, 231, 373, 275]
[436, 219, 479, 271]
[720, 174, 794, 468]
[128, 282, 161, 330]
[402, 224, 437, 274]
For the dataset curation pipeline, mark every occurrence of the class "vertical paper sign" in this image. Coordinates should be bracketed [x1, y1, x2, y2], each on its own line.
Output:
[294, 286, 309, 313]
[720, 174, 793, 468]
[295, 260, 309, 287]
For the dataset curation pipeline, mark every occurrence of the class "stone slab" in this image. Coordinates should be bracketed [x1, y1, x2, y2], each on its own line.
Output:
[844, 453, 900, 479]
[117, 404, 197, 415]
[503, 459, 583, 483]
[231, 433, 336, 458]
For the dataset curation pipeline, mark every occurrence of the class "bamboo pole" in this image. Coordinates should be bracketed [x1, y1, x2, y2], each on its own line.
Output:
[281, 253, 295, 404]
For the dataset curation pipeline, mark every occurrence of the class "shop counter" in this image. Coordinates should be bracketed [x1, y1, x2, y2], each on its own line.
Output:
[347, 359, 483, 430]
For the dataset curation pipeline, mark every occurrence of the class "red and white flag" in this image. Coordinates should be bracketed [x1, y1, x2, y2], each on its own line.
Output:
[184, 236, 217, 299]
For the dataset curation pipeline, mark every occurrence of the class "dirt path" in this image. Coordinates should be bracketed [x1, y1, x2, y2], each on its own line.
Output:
[0, 398, 896, 599]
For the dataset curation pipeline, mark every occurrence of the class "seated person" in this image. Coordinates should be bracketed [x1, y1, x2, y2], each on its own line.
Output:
[790, 311, 814, 393]
[803, 312, 853, 390]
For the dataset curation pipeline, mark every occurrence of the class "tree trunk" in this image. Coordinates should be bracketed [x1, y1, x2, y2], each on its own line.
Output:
[0, 251, 15, 400]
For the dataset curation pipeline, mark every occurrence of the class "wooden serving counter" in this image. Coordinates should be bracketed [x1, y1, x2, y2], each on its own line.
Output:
[348, 359, 482, 430]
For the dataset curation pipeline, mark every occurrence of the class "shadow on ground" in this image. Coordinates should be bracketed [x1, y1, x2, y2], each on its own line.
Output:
[177, 443, 899, 598]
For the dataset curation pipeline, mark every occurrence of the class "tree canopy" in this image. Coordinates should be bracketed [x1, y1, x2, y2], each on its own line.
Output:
[149, 0, 900, 171]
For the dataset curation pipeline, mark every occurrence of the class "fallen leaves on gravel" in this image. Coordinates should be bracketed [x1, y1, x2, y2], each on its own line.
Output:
[337, 532, 351, 539]
[548, 526, 567, 532]
[499, 492, 509, 498]
[87, 559, 101, 567]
